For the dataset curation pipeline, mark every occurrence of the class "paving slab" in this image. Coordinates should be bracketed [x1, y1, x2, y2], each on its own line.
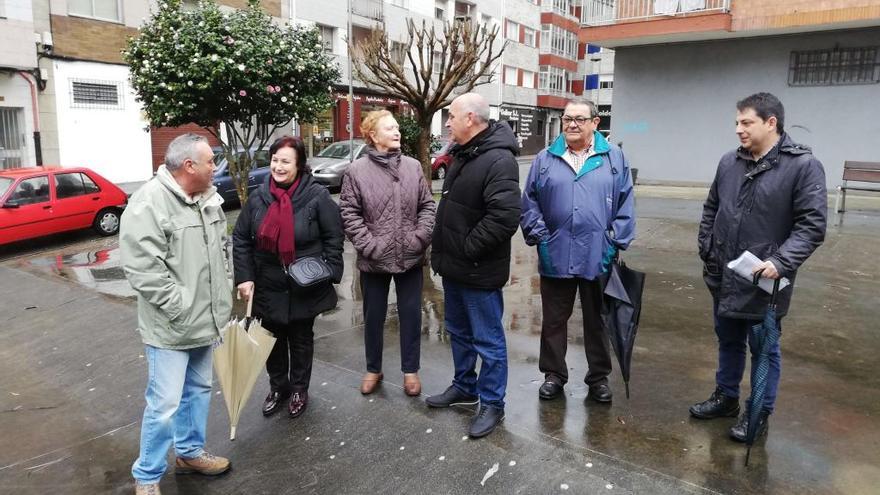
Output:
[1, 194, 879, 495]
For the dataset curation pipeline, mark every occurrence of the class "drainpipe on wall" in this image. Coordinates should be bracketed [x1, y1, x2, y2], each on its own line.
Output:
[16, 71, 43, 166]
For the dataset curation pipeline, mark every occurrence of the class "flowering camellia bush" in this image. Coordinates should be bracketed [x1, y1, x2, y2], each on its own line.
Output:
[125, 0, 340, 203]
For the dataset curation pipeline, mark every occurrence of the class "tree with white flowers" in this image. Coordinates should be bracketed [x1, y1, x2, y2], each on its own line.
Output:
[125, 0, 340, 203]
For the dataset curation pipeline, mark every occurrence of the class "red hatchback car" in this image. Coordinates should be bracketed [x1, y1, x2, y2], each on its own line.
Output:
[0, 166, 128, 245]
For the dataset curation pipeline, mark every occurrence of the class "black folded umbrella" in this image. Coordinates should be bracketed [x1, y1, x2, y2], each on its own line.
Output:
[600, 258, 646, 399]
[745, 270, 783, 466]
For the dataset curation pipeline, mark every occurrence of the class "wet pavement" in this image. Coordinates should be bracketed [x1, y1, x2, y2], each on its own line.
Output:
[1, 187, 879, 494]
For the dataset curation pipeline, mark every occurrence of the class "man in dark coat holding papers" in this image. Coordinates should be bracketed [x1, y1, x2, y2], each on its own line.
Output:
[690, 92, 827, 443]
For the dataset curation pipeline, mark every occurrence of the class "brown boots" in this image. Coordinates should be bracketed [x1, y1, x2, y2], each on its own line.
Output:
[403, 373, 421, 396]
[360, 372, 421, 396]
[360, 372, 384, 394]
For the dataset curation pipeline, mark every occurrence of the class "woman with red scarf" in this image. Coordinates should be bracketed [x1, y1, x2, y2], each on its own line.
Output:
[232, 136, 344, 419]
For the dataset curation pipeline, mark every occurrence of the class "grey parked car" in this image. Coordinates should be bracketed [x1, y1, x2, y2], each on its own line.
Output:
[310, 139, 368, 190]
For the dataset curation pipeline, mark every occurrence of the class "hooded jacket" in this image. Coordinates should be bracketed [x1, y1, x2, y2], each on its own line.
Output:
[699, 132, 827, 319]
[233, 173, 344, 324]
[339, 148, 436, 274]
[120, 166, 233, 350]
[520, 132, 635, 281]
[431, 121, 522, 289]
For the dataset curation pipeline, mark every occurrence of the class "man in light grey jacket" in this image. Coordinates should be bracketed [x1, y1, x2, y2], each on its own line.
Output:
[120, 133, 233, 495]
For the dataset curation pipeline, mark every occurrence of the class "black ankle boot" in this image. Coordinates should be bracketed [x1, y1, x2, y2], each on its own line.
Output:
[689, 387, 740, 419]
[729, 408, 770, 442]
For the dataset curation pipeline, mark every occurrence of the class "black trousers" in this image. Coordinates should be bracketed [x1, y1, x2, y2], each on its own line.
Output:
[360, 266, 423, 374]
[539, 276, 612, 387]
[263, 317, 316, 394]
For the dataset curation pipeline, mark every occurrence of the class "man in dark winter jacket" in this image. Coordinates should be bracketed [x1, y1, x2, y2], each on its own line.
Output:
[690, 93, 827, 443]
[426, 93, 521, 439]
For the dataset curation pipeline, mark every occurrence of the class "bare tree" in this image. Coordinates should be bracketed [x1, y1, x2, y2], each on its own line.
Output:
[351, 19, 505, 179]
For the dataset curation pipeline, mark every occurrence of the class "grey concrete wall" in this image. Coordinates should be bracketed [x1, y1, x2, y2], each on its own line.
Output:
[611, 27, 880, 188]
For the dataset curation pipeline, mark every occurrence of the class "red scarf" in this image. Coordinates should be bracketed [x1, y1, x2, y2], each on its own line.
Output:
[257, 176, 301, 265]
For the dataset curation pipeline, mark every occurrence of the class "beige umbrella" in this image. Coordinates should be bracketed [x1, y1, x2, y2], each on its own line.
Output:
[213, 295, 276, 440]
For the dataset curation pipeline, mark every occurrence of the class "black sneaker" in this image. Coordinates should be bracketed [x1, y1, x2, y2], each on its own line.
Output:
[425, 385, 479, 408]
[689, 387, 740, 419]
[729, 408, 770, 442]
[468, 404, 505, 438]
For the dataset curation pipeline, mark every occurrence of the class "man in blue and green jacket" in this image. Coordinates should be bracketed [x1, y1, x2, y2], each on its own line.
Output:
[520, 99, 635, 404]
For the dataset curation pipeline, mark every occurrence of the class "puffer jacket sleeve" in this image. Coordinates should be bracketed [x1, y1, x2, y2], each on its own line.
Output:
[339, 167, 379, 258]
[316, 187, 345, 283]
[463, 154, 522, 259]
[232, 197, 256, 285]
[770, 156, 827, 276]
[610, 151, 635, 250]
[119, 197, 184, 321]
[412, 168, 436, 251]
[520, 157, 549, 246]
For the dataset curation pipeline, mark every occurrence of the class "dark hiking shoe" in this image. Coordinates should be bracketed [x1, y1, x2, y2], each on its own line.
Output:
[729, 409, 770, 442]
[689, 387, 740, 419]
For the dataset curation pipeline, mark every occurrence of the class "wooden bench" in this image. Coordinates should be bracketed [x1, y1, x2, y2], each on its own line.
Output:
[835, 161, 880, 213]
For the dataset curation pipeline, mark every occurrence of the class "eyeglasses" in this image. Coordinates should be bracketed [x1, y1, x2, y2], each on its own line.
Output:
[562, 115, 596, 126]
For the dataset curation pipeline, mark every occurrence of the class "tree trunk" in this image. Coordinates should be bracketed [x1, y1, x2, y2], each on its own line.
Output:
[230, 152, 252, 205]
[417, 123, 433, 188]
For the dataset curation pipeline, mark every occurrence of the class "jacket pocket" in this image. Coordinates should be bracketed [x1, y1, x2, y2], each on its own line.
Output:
[703, 264, 722, 294]
[366, 234, 393, 261]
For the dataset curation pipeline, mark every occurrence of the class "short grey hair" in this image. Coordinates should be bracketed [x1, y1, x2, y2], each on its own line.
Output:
[165, 133, 208, 172]
[458, 93, 491, 124]
[565, 98, 599, 119]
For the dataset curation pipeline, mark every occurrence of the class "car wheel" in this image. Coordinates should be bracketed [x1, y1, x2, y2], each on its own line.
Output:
[436, 165, 447, 180]
[93, 208, 121, 236]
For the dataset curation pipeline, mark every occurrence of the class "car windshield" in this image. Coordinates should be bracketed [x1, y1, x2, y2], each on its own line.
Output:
[318, 142, 359, 159]
[0, 178, 12, 198]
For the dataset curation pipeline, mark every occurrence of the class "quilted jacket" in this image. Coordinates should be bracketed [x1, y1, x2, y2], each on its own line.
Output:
[339, 148, 436, 274]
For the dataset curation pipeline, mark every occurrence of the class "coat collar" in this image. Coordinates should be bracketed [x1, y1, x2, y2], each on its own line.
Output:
[547, 131, 610, 179]
[156, 165, 221, 209]
[256, 173, 317, 206]
[736, 133, 812, 181]
[548, 131, 610, 158]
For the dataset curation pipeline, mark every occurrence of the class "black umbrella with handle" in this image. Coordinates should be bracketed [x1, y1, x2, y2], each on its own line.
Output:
[600, 256, 646, 399]
[745, 268, 782, 466]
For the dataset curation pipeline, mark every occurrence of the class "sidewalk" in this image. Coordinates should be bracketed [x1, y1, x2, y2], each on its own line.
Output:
[1, 196, 879, 494]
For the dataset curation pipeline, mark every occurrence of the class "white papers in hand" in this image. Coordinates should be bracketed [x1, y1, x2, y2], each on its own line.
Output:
[726, 251, 790, 294]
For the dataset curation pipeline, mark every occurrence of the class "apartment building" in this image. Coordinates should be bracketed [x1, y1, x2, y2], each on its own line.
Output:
[18, 0, 290, 182]
[580, 0, 880, 186]
[579, 43, 614, 136]
[291, 0, 507, 155]
[296, 0, 605, 156]
[0, 0, 39, 169]
[3, 0, 620, 179]
[29, 0, 156, 183]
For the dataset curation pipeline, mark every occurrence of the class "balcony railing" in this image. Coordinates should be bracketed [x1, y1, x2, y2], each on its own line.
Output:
[541, 0, 579, 22]
[581, 0, 730, 26]
[351, 0, 383, 21]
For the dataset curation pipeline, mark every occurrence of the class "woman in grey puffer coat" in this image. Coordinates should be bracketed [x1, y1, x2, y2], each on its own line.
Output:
[339, 110, 436, 397]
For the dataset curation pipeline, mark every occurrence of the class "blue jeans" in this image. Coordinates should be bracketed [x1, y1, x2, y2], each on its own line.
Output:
[442, 279, 508, 408]
[132, 345, 213, 484]
[714, 304, 782, 413]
